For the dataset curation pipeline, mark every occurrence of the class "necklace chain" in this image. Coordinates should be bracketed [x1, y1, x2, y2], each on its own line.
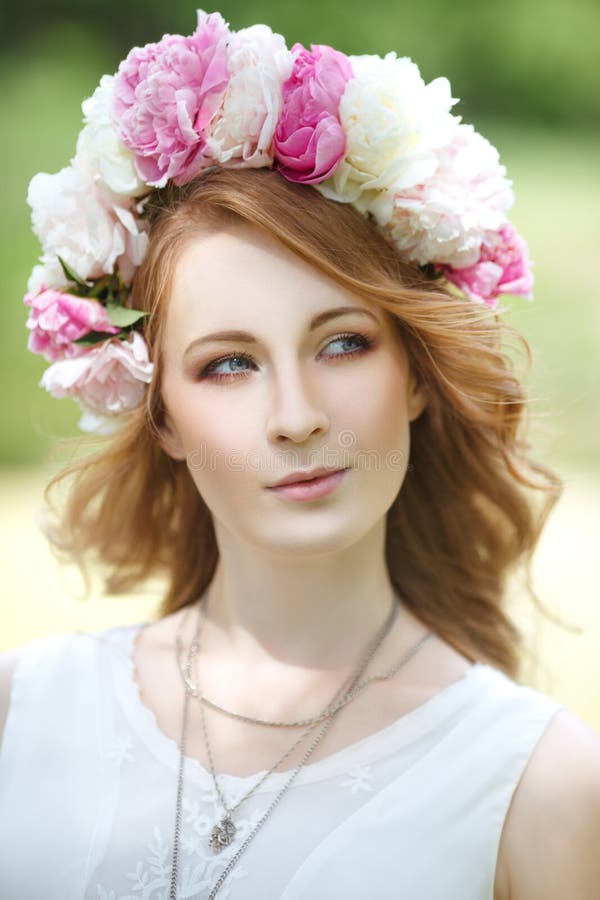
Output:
[169, 594, 434, 899]
[177, 594, 400, 839]
[175, 595, 402, 728]
[191, 602, 344, 821]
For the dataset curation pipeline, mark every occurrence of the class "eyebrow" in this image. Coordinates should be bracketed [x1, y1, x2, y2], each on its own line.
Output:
[183, 306, 380, 358]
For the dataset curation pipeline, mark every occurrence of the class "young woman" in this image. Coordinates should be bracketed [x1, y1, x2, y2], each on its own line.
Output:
[1, 11, 599, 900]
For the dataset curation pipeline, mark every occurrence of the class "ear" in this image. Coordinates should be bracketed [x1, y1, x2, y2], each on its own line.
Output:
[157, 411, 187, 461]
[406, 368, 428, 423]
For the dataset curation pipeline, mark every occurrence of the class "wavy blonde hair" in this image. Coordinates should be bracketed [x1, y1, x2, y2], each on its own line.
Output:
[41, 168, 567, 678]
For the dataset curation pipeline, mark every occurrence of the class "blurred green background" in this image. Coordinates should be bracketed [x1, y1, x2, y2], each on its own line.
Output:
[1, 1, 599, 724]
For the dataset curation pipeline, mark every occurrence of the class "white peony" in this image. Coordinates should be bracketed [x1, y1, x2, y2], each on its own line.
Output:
[40, 330, 154, 421]
[77, 409, 129, 435]
[77, 74, 147, 197]
[27, 157, 149, 286]
[205, 24, 293, 167]
[26, 261, 64, 293]
[112, 204, 150, 283]
[315, 52, 461, 216]
[373, 123, 515, 268]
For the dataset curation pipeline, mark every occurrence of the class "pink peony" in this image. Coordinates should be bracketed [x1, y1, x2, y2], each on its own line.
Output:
[24, 289, 120, 362]
[439, 224, 534, 308]
[113, 10, 231, 188]
[39, 330, 154, 416]
[273, 43, 353, 184]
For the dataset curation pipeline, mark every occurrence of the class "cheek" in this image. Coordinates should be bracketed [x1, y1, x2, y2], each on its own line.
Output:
[350, 360, 412, 446]
[184, 431, 257, 523]
[346, 363, 413, 491]
[164, 388, 263, 498]
[180, 413, 261, 491]
[162, 369, 250, 449]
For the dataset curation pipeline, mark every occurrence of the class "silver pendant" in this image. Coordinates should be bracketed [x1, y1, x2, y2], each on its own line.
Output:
[209, 816, 236, 852]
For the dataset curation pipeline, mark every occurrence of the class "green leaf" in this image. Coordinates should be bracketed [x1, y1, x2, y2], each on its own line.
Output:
[72, 330, 122, 347]
[58, 256, 91, 289]
[87, 276, 111, 300]
[105, 303, 150, 327]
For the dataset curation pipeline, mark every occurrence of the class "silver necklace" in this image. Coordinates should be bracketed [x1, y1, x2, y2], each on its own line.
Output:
[171, 600, 384, 898]
[185, 596, 400, 853]
[169, 596, 433, 899]
[176, 596, 402, 728]
[178, 603, 434, 730]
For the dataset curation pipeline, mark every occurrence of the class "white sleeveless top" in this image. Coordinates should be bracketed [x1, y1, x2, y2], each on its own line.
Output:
[0, 622, 564, 900]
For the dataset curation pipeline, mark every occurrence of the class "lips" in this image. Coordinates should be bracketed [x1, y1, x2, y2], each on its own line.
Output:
[267, 468, 349, 501]
[268, 466, 346, 488]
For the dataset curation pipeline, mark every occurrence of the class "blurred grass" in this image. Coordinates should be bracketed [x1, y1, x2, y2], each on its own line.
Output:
[479, 120, 600, 472]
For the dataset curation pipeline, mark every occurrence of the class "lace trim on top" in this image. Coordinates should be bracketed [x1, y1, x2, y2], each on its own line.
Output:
[98, 622, 492, 793]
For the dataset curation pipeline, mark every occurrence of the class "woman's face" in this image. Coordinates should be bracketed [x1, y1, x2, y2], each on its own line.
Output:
[159, 222, 427, 556]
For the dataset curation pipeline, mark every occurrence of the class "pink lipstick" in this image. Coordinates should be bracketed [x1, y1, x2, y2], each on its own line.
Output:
[267, 468, 348, 501]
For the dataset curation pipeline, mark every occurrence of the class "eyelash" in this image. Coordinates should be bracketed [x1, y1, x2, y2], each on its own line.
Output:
[198, 332, 374, 384]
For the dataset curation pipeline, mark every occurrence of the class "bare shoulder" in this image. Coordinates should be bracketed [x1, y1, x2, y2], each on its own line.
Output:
[138, 608, 183, 651]
[496, 706, 600, 900]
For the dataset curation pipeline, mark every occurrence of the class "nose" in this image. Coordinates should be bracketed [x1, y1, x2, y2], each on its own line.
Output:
[265, 357, 330, 445]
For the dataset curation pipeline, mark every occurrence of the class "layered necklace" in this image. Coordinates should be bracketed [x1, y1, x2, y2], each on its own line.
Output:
[168, 594, 434, 899]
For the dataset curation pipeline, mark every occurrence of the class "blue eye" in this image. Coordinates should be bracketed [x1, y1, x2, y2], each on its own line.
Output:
[198, 332, 374, 384]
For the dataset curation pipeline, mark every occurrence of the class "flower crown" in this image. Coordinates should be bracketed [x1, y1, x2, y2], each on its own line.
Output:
[24, 9, 534, 435]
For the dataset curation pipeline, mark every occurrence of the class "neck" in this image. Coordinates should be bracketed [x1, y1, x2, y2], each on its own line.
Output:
[198, 517, 402, 671]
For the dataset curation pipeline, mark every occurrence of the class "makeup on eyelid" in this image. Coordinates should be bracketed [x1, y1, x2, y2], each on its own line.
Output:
[196, 331, 376, 383]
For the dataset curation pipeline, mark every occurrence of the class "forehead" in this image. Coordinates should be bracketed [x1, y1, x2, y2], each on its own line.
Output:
[164, 223, 383, 344]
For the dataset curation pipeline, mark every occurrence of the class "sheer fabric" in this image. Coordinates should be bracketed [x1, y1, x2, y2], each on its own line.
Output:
[0, 623, 564, 899]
